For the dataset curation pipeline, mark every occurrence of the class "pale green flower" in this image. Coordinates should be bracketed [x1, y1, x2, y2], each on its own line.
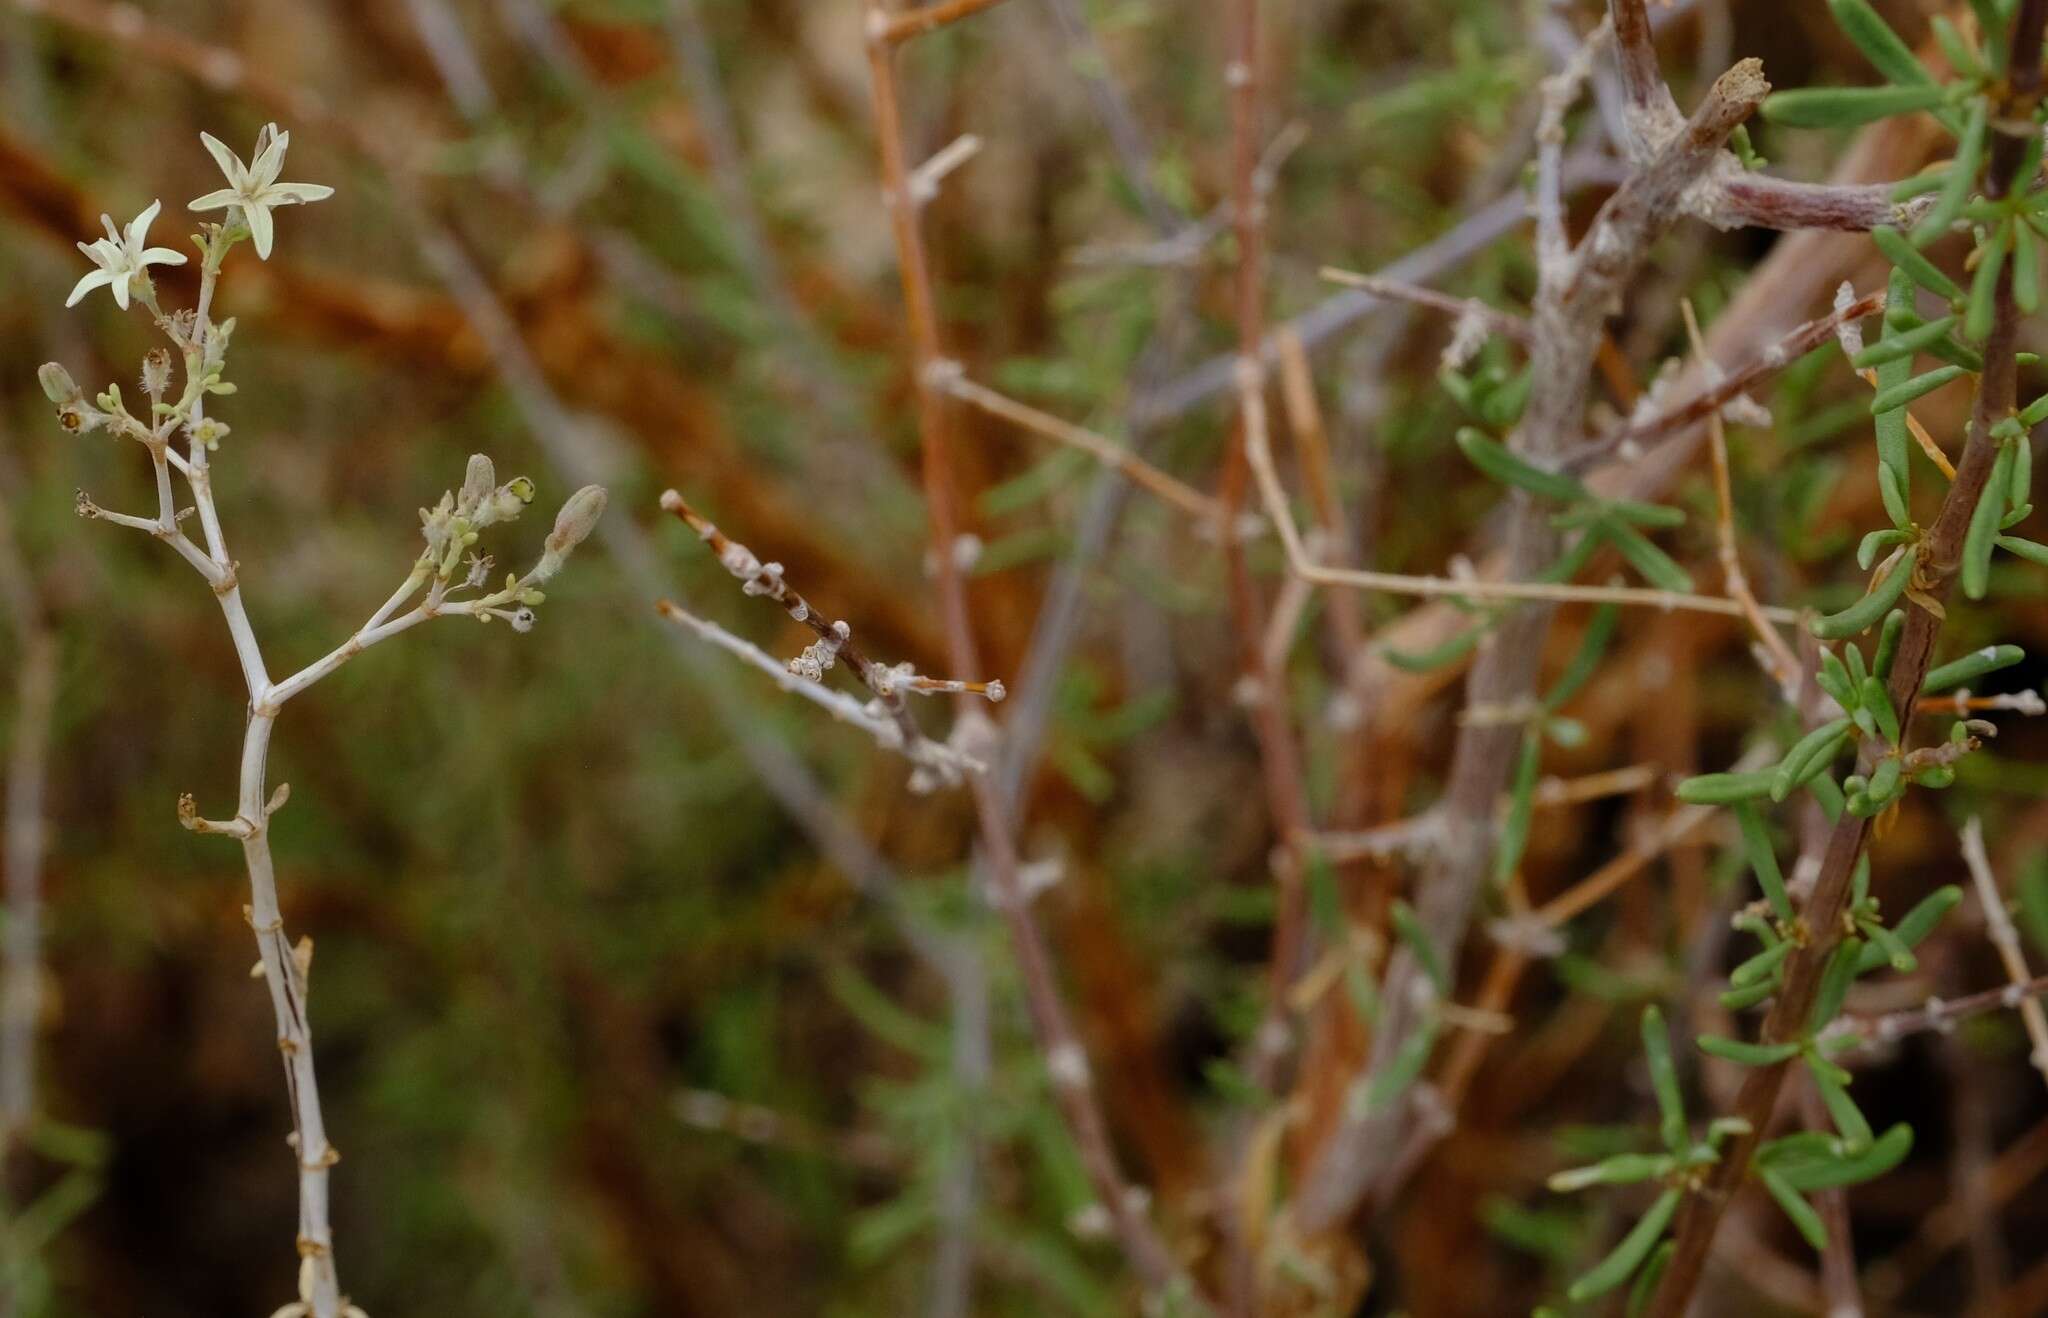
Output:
[66, 199, 186, 309]
[188, 123, 334, 260]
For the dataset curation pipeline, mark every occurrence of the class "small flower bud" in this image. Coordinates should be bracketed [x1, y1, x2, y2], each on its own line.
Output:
[38, 362, 80, 405]
[549, 485, 607, 555]
[140, 348, 172, 397]
[460, 454, 496, 513]
[528, 485, 607, 583]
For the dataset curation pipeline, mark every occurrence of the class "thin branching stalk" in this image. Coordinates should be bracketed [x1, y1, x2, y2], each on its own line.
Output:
[43, 129, 605, 1317]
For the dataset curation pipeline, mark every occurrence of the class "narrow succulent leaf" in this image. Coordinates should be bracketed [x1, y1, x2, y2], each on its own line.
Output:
[1382, 623, 1485, 673]
[1873, 608, 1906, 679]
[1862, 916, 1918, 973]
[1391, 900, 1447, 995]
[1760, 1167, 1830, 1252]
[1826, 0, 1936, 88]
[1627, 1242, 1675, 1318]
[1775, 1123, 1914, 1191]
[1967, 221, 2013, 343]
[1809, 771, 1845, 821]
[1964, 442, 2018, 599]
[1697, 1035, 1801, 1066]
[1602, 518, 1694, 593]
[1811, 555, 1914, 639]
[1544, 605, 1618, 711]
[1762, 84, 1946, 128]
[1853, 886, 1961, 973]
[1733, 802, 1794, 923]
[1930, 16, 1988, 78]
[1456, 427, 1586, 502]
[1873, 272, 1916, 487]
[1604, 499, 1688, 529]
[1872, 226, 1960, 300]
[1565, 1188, 1682, 1303]
[1997, 533, 2048, 567]
[1850, 314, 1960, 368]
[1860, 677, 1901, 745]
[1810, 1060, 1875, 1151]
[1773, 718, 1855, 801]
[1924, 643, 2024, 692]
[1641, 1005, 1687, 1151]
[1675, 771, 1776, 805]
[1811, 939, 1865, 1030]
[1355, 1017, 1440, 1115]
[1818, 649, 1858, 707]
[1547, 1151, 1675, 1193]
[1917, 98, 1987, 244]
[2015, 431, 2034, 513]
[1730, 940, 1796, 987]
[1857, 527, 1908, 571]
[2017, 219, 2043, 314]
[1718, 978, 1778, 1010]
[1877, 460, 1911, 527]
[1494, 734, 1541, 888]
[1891, 167, 1948, 202]
[1870, 364, 1969, 414]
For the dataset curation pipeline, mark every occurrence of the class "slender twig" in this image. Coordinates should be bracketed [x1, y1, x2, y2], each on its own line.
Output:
[1218, 0, 1321, 1106]
[1559, 280, 1885, 471]
[938, 370, 1230, 523]
[1829, 971, 2048, 1054]
[1247, 425, 1799, 620]
[656, 491, 1001, 789]
[1960, 818, 2048, 1092]
[1681, 297, 1800, 687]
[1316, 266, 1531, 340]
[878, 0, 1013, 45]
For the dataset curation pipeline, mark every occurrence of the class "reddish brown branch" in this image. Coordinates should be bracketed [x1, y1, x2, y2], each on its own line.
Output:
[1646, 7, 2048, 1309]
[857, 8, 1194, 1301]
[877, 0, 1013, 44]
[1215, 0, 1319, 1092]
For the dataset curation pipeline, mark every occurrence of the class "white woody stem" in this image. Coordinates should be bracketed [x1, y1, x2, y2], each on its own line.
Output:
[183, 249, 339, 1318]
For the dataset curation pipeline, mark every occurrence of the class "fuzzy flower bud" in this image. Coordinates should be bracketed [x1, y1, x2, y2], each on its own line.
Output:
[459, 454, 497, 514]
[529, 485, 607, 583]
[140, 348, 173, 398]
[38, 362, 80, 405]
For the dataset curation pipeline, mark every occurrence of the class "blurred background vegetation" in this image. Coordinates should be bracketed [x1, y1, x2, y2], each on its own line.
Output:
[3, 0, 2048, 1314]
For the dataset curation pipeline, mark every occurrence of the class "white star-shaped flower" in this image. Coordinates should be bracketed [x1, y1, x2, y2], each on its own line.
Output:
[188, 123, 334, 260]
[66, 199, 187, 310]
